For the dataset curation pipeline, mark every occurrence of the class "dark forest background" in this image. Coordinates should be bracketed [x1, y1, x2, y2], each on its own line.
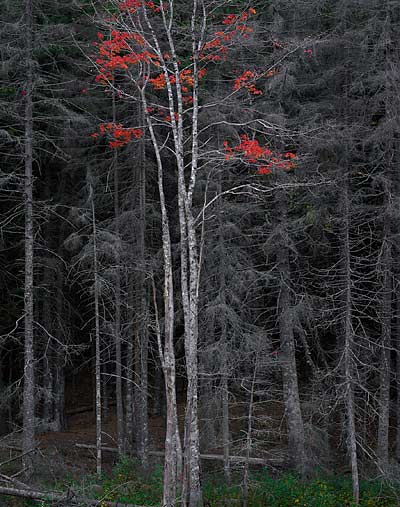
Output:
[1, 0, 400, 505]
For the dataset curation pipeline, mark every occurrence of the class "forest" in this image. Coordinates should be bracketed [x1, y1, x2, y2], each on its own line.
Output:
[1, 0, 400, 506]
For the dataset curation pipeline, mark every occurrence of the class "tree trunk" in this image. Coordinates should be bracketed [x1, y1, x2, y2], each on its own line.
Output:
[181, 211, 202, 507]
[341, 169, 360, 504]
[221, 362, 230, 483]
[144, 96, 181, 507]
[397, 297, 400, 462]
[22, 0, 35, 480]
[377, 176, 392, 476]
[377, 12, 393, 476]
[113, 95, 124, 455]
[276, 193, 306, 476]
[41, 265, 53, 428]
[130, 108, 148, 464]
[243, 364, 257, 507]
[125, 317, 135, 452]
[91, 184, 102, 477]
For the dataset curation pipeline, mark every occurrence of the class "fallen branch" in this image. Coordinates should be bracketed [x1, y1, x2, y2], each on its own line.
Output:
[0, 484, 146, 506]
[66, 401, 116, 416]
[75, 443, 281, 465]
[0, 472, 31, 489]
[0, 447, 35, 468]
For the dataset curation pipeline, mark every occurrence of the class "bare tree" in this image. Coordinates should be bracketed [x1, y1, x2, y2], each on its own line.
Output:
[275, 191, 306, 475]
[90, 181, 102, 476]
[22, 0, 35, 481]
[340, 168, 360, 504]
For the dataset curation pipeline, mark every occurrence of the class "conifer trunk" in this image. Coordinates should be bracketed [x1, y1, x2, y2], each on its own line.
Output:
[341, 174, 360, 504]
[276, 193, 306, 475]
[113, 93, 124, 456]
[22, 0, 35, 480]
[377, 10, 393, 476]
[91, 185, 102, 476]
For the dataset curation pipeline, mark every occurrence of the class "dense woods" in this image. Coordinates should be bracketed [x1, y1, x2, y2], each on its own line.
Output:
[1, 0, 400, 506]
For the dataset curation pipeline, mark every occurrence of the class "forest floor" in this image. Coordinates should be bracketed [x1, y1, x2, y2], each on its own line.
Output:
[0, 394, 399, 507]
[0, 393, 287, 489]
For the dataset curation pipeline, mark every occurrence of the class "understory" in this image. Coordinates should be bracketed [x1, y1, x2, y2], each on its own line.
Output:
[9, 458, 400, 507]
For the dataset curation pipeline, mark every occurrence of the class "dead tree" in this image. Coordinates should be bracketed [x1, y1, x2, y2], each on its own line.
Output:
[22, 0, 35, 481]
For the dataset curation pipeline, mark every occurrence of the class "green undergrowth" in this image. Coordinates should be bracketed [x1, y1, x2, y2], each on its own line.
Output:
[17, 458, 399, 507]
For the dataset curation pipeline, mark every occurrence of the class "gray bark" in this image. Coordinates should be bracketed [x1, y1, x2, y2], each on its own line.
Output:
[341, 170, 359, 504]
[397, 299, 400, 462]
[377, 174, 392, 476]
[113, 94, 124, 455]
[125, 321, 135, 452]
[377, 11, 394, 475]
[276, 193, 306, 475]
[91, 184, 102, 476]
[138, 115, 149, 466]
[243, 365, 257, 507]
[143, 92, 182, 507]
[22, 0, 35, 480]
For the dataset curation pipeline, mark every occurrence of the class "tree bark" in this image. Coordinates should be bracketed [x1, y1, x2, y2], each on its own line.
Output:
[113, 93, 124, 456]
[397, 295, 400, 462]
[91, 183, 102, 477]
[377, 10, 393, 476]
[276, 193, 306, 476]
[143, 92, 182, 507]
[377, 172, 392, 477]
[22, 0, 35, 481]
[243, 364, 257, 507]
[341, 168, 359, 504]
[221, 367, 230, 483]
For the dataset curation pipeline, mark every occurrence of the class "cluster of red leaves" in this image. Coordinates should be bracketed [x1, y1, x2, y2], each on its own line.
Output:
[165, 112, 179, 122]
[222, 8, 256, 25]
[119, 0, 161, 13]
[91, 123, 143, 148]
[94, 31, 160, 84]
[200, 32, 231, 62]
[233, 70, 262, 95]
[224, 135, 297, 174]
[149, 68, 206, 96]
[199, 8, 255, 62]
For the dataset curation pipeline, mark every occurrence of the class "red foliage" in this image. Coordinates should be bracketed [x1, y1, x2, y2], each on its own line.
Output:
[258, 166, 272, 175]
[119, 0, 161, 13]
[222, 14, 238, 25]
[224, 135, 297, 174]
[233, 71, 262, 95]
[94, 30, 159, 84]
[199, 8, 255, 62]
[165, 112, 179, 122]
[148, 68, 206, 93]
[91, 123, 143, 148]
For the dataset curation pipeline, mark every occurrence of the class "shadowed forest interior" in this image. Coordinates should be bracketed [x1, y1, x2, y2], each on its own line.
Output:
[1, 0, 400, 506]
